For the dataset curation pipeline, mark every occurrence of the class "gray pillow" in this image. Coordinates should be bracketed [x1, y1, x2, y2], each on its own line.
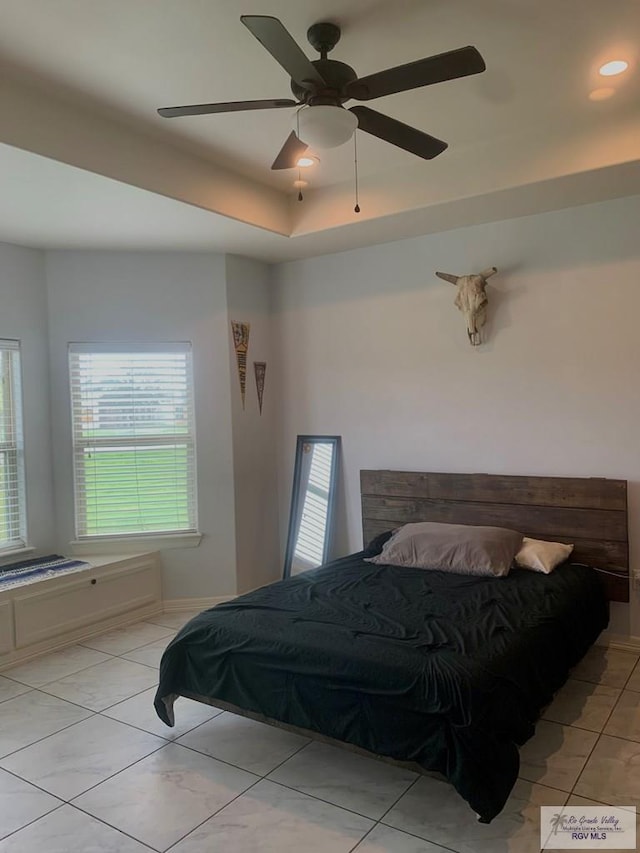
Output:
[365, 521, 523, 577]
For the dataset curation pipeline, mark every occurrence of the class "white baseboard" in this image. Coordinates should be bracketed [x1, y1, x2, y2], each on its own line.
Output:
[597, 633, 640, 654]
[162, 596, 235, 612]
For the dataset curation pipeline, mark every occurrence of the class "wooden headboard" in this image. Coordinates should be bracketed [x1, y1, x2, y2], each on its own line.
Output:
[360, 470, 629, 602]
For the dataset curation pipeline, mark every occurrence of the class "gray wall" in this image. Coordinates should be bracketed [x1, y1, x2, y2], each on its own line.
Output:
[44, 249, 238, 600]
[0, 242, 55, 559]
[272, 194, 640, 639]
[2, 192, 640, 641]
[225, 255, 280, 592]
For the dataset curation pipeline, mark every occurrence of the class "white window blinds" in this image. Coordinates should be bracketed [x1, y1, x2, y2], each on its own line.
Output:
[69, 343, 197, 538]
[293, 443, 333, 568]
[0, 340, 27, 552]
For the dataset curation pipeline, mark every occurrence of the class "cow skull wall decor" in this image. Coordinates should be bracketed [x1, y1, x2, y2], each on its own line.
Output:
[435, 267, 497, 346]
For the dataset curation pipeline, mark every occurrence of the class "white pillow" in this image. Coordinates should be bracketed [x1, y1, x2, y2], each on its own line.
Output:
[515, 537, 574, 574]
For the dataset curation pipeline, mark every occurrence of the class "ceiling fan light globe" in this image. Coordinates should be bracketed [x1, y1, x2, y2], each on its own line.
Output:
[295, 106, 357, 149]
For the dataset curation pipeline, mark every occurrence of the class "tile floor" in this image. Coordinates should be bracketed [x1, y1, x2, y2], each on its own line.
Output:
[1, 615, 639, 852]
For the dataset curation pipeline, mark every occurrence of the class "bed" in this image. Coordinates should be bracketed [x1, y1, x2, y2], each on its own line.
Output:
[154, 470, 627, 822]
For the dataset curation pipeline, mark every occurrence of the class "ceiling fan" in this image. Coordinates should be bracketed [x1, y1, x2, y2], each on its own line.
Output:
[158, 16, 486, 170]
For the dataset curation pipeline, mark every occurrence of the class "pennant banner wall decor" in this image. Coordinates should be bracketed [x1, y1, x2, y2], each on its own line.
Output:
[254, 361, 266, 415]
[231, 320, 250, 409]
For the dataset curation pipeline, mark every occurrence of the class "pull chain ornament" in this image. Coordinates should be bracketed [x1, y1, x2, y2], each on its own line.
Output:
[354, 132, 360, 213]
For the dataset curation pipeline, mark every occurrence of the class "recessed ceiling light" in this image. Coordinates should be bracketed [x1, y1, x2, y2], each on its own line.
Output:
[296, 155, 319, 168]
[599, 59, 629, 77]
[589, 87, 616, 101]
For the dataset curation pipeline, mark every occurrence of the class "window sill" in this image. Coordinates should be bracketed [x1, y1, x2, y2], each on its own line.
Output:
[0, 546, 36, 566]
[69, 533, 202, 556]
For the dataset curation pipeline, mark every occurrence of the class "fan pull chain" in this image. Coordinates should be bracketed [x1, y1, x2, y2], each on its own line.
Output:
[297, 112, 304, 202]
[354, 132, 360, 213]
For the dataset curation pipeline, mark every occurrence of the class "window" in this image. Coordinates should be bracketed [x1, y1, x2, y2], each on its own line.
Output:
[0, 340, 27, 552]
[69, 343, 197, 539]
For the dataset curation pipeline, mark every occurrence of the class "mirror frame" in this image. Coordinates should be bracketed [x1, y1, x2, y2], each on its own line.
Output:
[283, 435, 341, 579]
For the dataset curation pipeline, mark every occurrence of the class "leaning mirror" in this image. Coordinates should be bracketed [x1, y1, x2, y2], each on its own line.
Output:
[283, 435, 340, 578]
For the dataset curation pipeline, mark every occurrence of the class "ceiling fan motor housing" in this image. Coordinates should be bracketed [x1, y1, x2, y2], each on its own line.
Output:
[291, 59, 358, 105]
[289, 21, 357, 106]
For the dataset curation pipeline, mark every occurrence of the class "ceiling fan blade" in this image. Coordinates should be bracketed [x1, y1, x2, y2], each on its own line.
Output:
[158, 98, 297, 118]
[241, 15, 326, 88]
[350, 106, 447, 160]
[345, 46, 485, 101]
[271, 131, 309, 170]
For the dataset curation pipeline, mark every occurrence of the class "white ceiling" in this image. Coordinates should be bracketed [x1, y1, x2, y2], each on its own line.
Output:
[0, 0, 638, 261]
